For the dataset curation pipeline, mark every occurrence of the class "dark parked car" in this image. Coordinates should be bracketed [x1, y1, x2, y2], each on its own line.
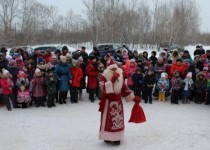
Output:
[95, 43, 122, 56]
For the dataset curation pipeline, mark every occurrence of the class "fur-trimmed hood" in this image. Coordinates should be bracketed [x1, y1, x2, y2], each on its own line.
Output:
[102, 67, 123, 94]
[196, 72, 206, 80]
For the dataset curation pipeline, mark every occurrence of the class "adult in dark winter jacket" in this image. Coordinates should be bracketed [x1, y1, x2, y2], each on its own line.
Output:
[80, 46, 88, 65]
[7, 60, 20, 106]
[143, 51, 149, 61]
[153, 57, 166, 96]
[0, 45, 7, 56]
[54, 56, 72, 104]
[132, 50, 139, 61]
[0, 53, 8, 71]
[90, 47, 100, 60]
[132, 67, 144, 97]
[114, 50, 123, 63]
[206, 50, 210, 61]
[25, 60, 35, 82]
[149, 51, 157, 67]
[194, 45, 205, 56]
[196, 54, 208, 72]
[86, 55, 98, 102]
[181, 50, 193, 64]
[62, 46, 69, 56]
[195, 72, 207, 104]
[144, 69, 155, 104]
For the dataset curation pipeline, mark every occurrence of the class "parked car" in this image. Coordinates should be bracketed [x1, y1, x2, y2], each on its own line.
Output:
[158, 42, 184, 54]
[167, 44, 184, 54]
[95, 43, 122, 56]
[32, 44, 62, 54]
[9, 46, 34, 56]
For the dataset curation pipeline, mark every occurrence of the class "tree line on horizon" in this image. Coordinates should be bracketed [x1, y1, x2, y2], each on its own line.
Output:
[0, 0, 210, 48]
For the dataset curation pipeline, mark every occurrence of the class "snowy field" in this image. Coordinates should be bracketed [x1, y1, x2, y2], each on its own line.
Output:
[0, 92, 210, 150]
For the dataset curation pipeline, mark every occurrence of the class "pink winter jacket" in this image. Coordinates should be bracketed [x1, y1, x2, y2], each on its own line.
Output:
[31, 75, 46, 97]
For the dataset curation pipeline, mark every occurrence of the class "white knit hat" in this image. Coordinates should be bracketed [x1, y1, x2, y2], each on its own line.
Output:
[161, 72, 166, 78]
[2, 68, 9, 76]
[35, 68, 41, 74]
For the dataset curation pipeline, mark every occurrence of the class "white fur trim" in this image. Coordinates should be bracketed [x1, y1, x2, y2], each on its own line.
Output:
[103, 68, 123, 94]
[106, 64, 118, 70]
[105, 81, 114, 94]
[124, 93, 135, 102]
[99, 130, 125, 141]
[99, 100, 125, 141]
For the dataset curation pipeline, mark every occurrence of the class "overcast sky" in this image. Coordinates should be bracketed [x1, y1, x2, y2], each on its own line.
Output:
[38, 0, 210, 33]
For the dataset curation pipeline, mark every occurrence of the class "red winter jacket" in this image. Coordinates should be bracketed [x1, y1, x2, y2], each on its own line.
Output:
[86, 60, 98, 89]
[70, 66, 83, 87]
[0, 78, 13, 95]
[171, 62, 186, 78]
[44, 54, 52, 63]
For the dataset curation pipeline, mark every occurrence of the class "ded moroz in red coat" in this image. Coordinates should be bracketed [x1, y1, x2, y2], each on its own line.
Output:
[99, 67, 135, 142]
[86, 60, 98, 89]
[70, 66, 83, 87]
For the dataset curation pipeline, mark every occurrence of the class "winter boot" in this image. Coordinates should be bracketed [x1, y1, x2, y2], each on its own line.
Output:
[158, 92, 162, 101]
[22, 103, 28, 108]
[59, 93, 63, 104]
[114, 141, 121, 146]
[162, 92, 166, 101]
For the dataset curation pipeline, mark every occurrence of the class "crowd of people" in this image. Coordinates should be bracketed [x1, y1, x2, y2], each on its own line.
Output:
[0, 44, 209, 111]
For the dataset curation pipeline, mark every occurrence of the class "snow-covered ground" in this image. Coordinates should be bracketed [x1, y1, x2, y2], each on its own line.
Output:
[0, 92, 210, 150]
[1, 45, 210, 150]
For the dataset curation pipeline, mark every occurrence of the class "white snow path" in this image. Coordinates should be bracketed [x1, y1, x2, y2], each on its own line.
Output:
[0, 93, 210, 150]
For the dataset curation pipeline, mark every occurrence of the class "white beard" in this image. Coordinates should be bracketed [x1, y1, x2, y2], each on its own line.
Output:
[103, 68, 123, 94]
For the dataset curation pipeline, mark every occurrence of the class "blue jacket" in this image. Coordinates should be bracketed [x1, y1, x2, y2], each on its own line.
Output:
[54, 61, 72, 92]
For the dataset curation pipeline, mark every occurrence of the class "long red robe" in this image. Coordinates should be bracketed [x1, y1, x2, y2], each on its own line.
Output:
[99, 68, 135, 141]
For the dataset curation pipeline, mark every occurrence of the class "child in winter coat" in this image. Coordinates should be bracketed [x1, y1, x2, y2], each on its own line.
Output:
[45, 69, 57, 108]
[132, 67, 144, 97]
[157, 72, 169, 101]
[16, 71, 31, 108]
[144, 69, 155, 104]
[0, 69, 18, 111]
[182, 72, 194, 104]
[97, 63, 105, 100]
[127, 59, 137, 90]
[78, 56, 86, 101]
[86, 55, 98, 103]
[195, 72, 207, 104]
[31, 68, 46, 107]
[171, 71, 183, 104]
[70, 59, 83, 103]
